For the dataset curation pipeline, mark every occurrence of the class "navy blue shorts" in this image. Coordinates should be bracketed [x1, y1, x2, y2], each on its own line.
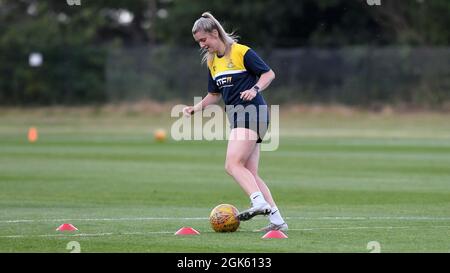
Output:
[227, 105, 269, 143]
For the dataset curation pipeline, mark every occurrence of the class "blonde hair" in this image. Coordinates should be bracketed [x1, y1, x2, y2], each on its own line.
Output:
[192, 12, 238, 65]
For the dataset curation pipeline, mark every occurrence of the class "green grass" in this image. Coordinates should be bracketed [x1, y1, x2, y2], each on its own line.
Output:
[0, 107, 449, 252]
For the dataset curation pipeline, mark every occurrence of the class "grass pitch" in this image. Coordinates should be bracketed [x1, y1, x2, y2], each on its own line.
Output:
[0, 106, 449, 252]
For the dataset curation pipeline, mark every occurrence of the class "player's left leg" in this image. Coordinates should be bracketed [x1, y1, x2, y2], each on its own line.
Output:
[245, 143, 288, 232]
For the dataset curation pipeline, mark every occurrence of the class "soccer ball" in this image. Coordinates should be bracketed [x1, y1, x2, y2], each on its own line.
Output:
[209, 204, 240, 232]
[154, 129, 167, 142]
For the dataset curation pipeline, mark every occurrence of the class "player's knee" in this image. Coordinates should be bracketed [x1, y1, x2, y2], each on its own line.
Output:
[225, 160, 242, 176]
[224, 161, 234, 176]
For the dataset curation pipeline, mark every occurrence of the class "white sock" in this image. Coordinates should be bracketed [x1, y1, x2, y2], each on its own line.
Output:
[249, 191, 267, 206]
[269, 206, 285, 225]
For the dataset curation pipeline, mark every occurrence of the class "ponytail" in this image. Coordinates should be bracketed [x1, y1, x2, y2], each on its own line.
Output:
[192, 12, 238, 64]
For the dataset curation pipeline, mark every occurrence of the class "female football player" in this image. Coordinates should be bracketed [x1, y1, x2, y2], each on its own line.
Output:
[183, 12, 287, 232]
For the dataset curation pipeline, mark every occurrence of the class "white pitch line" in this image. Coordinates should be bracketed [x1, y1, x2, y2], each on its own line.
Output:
[290, 226, 410, 231]
[1, 225, 449, 239]
[0, 217, 208, 223]
[0, 231, 176, 239]
[289, 216, 450, 220]
[1, 216, 450, 224]
[290, 225, 450, 231]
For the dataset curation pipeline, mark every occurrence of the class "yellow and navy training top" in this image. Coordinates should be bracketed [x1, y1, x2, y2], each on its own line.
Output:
[207, 43, 271, 107]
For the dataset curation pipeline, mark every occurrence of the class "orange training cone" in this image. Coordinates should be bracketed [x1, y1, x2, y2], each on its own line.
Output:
[56, 223, 78, 231]
[175, 227, 200, 236]
[28, 127, 38, 143]
[261, 230, 288, 239]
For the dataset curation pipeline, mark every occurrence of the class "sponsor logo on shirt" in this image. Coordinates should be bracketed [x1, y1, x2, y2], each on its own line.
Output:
[216, 76, 233, 88]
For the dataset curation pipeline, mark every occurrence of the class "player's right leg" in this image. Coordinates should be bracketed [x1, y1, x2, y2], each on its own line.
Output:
[225, 128, 271, 221]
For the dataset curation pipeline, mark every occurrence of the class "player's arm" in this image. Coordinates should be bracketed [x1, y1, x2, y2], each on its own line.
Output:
[254, 69, 275, 92]
[193, 92, 221, 112]
[240, 48, 276, 101]
[184, 68, 221, 116]
[183, 93, 221, 116]
[240, 69, 276, 101]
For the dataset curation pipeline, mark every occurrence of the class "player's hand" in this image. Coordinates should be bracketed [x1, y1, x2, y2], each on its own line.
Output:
[240, 89, 257, 101]
[183, 106, 195, 117]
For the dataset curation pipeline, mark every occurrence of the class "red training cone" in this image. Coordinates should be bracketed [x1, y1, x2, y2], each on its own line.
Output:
[175, 227, 200, 235]
[56, 223, 78, 231]
[261, 230, 288, 239]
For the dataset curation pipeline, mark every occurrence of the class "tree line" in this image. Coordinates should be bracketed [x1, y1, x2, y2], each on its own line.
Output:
[0, 0, 449, 106]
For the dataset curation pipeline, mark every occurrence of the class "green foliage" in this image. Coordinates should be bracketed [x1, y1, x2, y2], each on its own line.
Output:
[0, 1, 108, 105]
[155, 0, 450, 47]
[0, 0, 449, 105]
